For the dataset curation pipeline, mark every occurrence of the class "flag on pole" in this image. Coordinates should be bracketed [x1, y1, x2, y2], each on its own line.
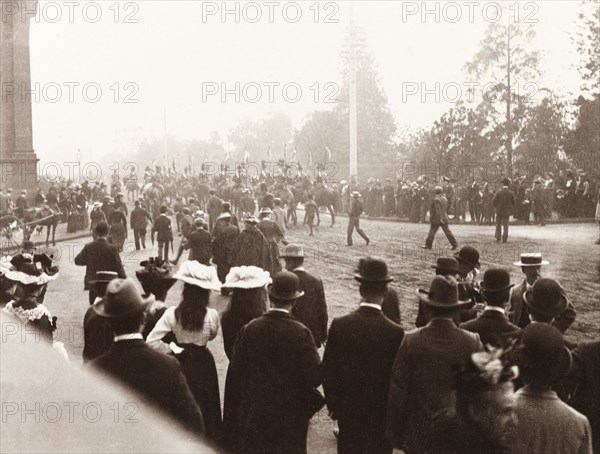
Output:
[225, 149, 231, 161]
[283, 142, 287, 161]
[308, 150, 313, 167]
[151, 158, 157, 169]
[325, 145, 332, 162]
[172, 158, 176, 173]
[244, 148, 250, 165]
[267, 144, 272, 160]
[291, 147, 297, 162]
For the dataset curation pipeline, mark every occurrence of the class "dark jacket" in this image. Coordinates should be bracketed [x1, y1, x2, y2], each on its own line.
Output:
[348, 198, 363, 218]
[130, 206, 152, 230]
[82, 306, 113, 363]
[508, 279, 576, 333]
[323, 306, 404, 454]
[187, 228, 213, 265]
[569, 341, 600, 454]
[74, 237, 126, 290]
[382, 287, 401, 324]
[152, 215, 173, 243]
[233, 226, 272, 271]
[493, 187, 516, 216]
[460, 308, 522, 347]
[386, 319, 484, 452]
[92, 339, 204, 436]
[290, 269, 328, 348]
[430, 194, 449, 225]
[212, 224, 240, 266]
[223, 311, 321, 454]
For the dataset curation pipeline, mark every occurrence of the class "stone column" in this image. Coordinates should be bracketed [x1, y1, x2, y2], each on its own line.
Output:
[1, 0, 39, 200]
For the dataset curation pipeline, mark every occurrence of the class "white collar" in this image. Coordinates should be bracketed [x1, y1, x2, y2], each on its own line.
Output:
[293, 267, 305, 272]
[359, 303, 382, 311]
[114, 333, 143, 342]
[484, 306, 505, 315]
[269, 308, 289, 314]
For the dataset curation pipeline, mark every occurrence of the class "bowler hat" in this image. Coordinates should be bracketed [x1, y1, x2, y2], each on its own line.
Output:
[280, 243, 305, 259]
[354, 257, 393, 283]
[89, 271, 119, 284]
[242, 212, 259, 223]
[517, 323, 572, 385]
[480, 268, 514, 292]
[268, 271, 304, 300]
[434, 186, 443, 194]
[513, 253, 549, 267]
[92, 278, 154, 318]
[454, 246, 480, 269]
[417, 275, 470, 308]
[22, 241, 35, 252]
[501, 178, 511, 186]
[523, 278, 567, 319]
[431, 257, 459, 274]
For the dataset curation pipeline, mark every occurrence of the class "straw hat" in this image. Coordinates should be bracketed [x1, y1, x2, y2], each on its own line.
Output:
[173, 261, 222, 291]
[223, 266, 272, 289]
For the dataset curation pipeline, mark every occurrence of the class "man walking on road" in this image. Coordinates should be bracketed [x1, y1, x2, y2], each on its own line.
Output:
[151, 206, 173, 262]
[347, 191, 370, 246]
[493, 178, 516, 243]
[130, 200, 153, 250]
[423, 186, 458, 250]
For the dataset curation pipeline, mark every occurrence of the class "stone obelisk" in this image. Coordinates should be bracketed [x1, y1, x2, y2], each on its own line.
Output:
[1, 0, 39, 198]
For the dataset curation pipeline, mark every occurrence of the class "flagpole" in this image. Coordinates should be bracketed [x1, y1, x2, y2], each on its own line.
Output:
[163, 107, 168, 174]
[349, 4, 358, 192]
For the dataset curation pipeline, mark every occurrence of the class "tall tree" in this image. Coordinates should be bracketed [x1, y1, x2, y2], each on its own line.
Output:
[572, 0, 600, 94]
[464, 14, 542, 178]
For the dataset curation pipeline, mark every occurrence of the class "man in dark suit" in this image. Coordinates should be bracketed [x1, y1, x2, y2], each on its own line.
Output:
[461, 268, 521, 346]
[423, 186, 458, 250]
[493, 178, 516, 243]
[130, 200, 153, 250]
[224, 271, 321, 454]
[91, 278, 204, 436]
[206, 189, 222, 233]
[281, 244, 328, 348]
[151, 206, 173, 261]
[75, 221, 126, 304]
[386, 275, 484, 453]
[347, 191, 369, 246]
[509, 253, 576, 333]
[323, 258, 404, 454]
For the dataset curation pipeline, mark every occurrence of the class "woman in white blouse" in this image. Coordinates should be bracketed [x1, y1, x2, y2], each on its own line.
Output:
[147, 261, 223, 445]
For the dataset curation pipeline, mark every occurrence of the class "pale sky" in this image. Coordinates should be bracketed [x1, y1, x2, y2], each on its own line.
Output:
[26, 1, 585, 166]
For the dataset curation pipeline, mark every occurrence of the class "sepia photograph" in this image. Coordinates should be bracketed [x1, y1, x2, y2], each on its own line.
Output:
[1, 1, 599, 453]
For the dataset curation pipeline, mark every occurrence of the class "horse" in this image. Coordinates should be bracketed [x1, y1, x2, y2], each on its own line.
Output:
[314, 184, 339, 227]
[124, 174, 140, 202]
[23, 205, 63, 246]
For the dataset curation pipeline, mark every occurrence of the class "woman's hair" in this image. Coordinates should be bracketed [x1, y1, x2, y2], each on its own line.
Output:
[175, 283, 210, 331]
[223, 287, 267, 325]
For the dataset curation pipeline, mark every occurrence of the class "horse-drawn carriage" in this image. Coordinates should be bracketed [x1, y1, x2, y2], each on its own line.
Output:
[0, 205, 62, 253]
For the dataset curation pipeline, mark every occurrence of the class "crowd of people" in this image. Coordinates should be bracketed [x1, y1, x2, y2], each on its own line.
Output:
[1, 208, 598, 453]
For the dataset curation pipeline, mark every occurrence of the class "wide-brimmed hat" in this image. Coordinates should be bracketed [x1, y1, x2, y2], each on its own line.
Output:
[431, 257, 459, 274]
[280, 243, 305, 259]
[513, 253, 549, 267]
[92, 202, 101, 208]
[417, 275, 471, 308]
[242, 212, 259, 223]
[217, 212, 232, 220]
[523, 278, 567, 319]
[354, 257, 393, 283]
[480, 268, 514, 293]
[92, 278, 155, 318]
[223, 266, 272, 289]
[173, 261, 221, 291]
[517, 323, 572, 385]
[89, 271, 119, 284]
[268, 271, 304, 300]
[454, 246, 480, 269]
[259, 207, 272, 215]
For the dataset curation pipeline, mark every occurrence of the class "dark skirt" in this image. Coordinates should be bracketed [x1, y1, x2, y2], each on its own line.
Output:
[176, 344, 223, 445]
[109, 222, 126, 250]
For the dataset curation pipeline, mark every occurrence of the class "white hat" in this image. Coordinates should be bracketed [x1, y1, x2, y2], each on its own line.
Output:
[223, 266, 272, 289]
[173, 261, 221, 291]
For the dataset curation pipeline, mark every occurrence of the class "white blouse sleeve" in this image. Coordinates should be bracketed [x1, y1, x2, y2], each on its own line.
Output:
[207, 308, 220, 341]
[146, 308, 174, 355]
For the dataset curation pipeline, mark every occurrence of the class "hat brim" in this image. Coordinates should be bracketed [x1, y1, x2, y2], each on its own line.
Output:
[223, 279, 271, 289]
[267, 284, 304, 301]
[280, 254, 305, 259]
[523, 289, 567, 318]
[92, 294, 154, 318]
[174, 274, 221, 292]
[454, 254, 480, 269]
[4, 270, 54, 286]
[430, 264, 458, 273]
[481, 283, 515, 293]
[354, 274, 394, 283]
[417, 288, 472, 308]
[513, 261, 549, 267]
